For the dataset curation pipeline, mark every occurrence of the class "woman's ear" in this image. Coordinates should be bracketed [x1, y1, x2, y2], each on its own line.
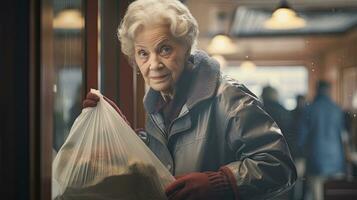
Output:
[185, 47, 191, 62]
[184, 48, 194, 70]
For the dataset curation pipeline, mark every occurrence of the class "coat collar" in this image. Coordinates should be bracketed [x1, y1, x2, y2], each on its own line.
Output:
[143, 50, 220, 114]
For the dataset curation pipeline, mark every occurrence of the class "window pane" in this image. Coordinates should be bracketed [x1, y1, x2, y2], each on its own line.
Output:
[222, 65, 308, 110]
[52, 0, 85, 151]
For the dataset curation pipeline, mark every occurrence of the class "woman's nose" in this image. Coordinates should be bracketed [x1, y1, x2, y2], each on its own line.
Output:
[148, 54, 163, 70]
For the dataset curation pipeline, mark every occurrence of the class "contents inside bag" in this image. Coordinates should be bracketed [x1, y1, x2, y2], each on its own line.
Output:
[56, 162, 166, 200]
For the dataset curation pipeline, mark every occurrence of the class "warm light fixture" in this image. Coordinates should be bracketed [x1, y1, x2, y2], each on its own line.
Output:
[207, 34, 238, 55]
[240, 60, 256, 71]
[53, 9, 84, 29]
[264, 0, 306, 30]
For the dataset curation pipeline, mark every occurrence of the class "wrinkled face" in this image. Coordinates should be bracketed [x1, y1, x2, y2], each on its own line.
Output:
[134, 25, 189, 94]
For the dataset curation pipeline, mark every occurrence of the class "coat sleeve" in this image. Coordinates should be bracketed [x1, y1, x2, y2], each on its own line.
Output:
[223, 95, 297, 200]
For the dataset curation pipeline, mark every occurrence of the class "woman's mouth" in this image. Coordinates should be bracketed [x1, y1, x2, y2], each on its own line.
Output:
[150, 74, 169, 81]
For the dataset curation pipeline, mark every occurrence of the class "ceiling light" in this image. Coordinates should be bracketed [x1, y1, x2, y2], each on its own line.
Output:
[207, 34, 238, 55]
[53, 9, 84, 29]
[264, 0, 306, 30]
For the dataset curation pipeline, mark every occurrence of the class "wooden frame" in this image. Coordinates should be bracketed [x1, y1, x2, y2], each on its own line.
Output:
[27, 1, 139, 199]
[38, 0, 101, 199]
[40, 0, 54, 199]
[118, 0, 135, 126]
[85, 0, 99, 92]
[99, 0, 145, 128]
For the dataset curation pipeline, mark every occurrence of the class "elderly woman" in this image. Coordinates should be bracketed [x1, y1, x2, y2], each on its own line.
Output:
[83, 0, 296, 199]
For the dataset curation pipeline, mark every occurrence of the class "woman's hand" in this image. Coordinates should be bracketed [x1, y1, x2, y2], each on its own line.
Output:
[165, 169, 237, 200]
[82, 92, 100, 108]
[82, 92, 131, 126]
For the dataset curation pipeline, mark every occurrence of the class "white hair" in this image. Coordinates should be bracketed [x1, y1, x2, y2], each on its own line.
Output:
[117, 0, 199, 60]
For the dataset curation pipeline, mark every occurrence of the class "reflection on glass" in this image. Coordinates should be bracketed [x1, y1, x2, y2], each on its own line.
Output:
[53, 9, 84, 29]
[52, 0, 84, 151]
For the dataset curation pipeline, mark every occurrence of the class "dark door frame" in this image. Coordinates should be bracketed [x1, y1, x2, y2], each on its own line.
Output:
[32, 0, 134, 199]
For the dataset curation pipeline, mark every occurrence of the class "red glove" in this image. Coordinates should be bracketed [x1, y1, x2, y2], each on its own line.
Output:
[82, 92, 131, 126]
[165, 167, 239, 200]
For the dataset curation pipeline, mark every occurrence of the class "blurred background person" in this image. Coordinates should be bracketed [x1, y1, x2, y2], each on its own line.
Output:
[290, 94, 308, 200]
[291, 94, 307, 159]
[261, 85, 296, 199]
[299, 80, 347, 200]
[261, 86, 294, 153]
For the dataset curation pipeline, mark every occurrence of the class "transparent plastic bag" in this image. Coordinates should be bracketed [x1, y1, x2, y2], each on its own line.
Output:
[52, 89, 174, 200]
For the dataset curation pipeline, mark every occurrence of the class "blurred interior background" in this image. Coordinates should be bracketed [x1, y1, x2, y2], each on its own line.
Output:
[1, 0, 357, 199]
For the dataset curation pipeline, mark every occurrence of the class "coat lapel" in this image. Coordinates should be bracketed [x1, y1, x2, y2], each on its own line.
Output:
[168, 104, 191, 139]
[147, 113, 168, 145]
[167, 51, 220, 140]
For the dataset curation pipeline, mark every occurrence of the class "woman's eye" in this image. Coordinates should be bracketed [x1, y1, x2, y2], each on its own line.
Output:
[137, 50, 148, 59]
[160, 45, 172, 56]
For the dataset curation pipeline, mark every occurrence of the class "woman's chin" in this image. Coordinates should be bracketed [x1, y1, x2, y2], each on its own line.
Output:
[148, 76, 170, 90]
[150, 83, 172, 93]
